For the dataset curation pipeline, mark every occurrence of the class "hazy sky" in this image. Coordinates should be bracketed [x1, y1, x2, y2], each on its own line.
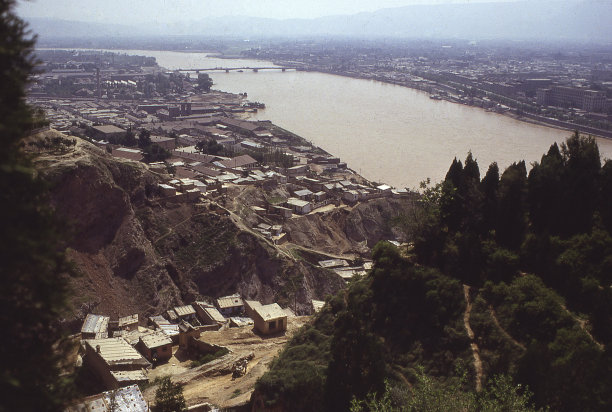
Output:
[18, 0, 525, 24]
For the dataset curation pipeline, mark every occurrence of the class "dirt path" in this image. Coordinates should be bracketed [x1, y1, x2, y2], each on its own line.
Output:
[463, 285, 483, 392]
[286, 244, 357, 262]
[219, 201, 297, 262]
[143, 316, 309, 409]
[153, 209, 207, 245]
[560, 304, 604, 351]
[487, 305, 526, 351]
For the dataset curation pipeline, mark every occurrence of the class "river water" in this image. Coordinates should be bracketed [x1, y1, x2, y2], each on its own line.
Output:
[106, 50, 612, 189]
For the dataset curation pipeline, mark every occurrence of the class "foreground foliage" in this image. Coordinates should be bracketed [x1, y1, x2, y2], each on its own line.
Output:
[350, 372, 543, 412]
[0, 1, 74, 410]
[154, 377, 187, 412]
[255, 133, 611, 412]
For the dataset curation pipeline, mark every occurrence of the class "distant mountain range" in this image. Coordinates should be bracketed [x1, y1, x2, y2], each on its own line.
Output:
[25, 1, 612, 42]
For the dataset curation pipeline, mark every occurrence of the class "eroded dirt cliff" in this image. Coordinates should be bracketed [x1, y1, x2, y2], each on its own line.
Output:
[34, 136, 345, 321]
[282, 197, 410, 256]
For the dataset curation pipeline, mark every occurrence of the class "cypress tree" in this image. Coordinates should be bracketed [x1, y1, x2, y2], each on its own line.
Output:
[0, 1, 73, 410]
[480, 162, 499, 233]
[560, 132, 601, 235]
[463, 151, 480, 183]
[496, 161, 528, 250]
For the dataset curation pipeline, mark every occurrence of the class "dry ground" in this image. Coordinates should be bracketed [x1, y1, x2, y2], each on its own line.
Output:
[143, 316, 309, 409]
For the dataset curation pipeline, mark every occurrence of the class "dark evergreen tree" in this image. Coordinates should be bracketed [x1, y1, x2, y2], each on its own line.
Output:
[0, 1, 73, 410]
[600, 160, 612, 233]
[463, 151, 480, 183]
[527, 143, 564, 234]
[197, 73, 213, 92]
[137, 128, 151, 148]
[154, 377, 187, 412]
[445, 157, 464, 189]
[496, 161, 527, 250]
[560, 131, 601, 235]
[480, 162, 499, 233]
[123, 127, 137, 147]
[442, 157, 464, 231]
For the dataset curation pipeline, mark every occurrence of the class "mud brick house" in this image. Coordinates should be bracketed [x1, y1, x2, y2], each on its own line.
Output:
[253, 304, 287, 335]
[117, 314, 138, 332]
[193, 301, 226, 326]
[136, 331, 173, 363]
[81, 314, 110, 339]
[248, 301, 287, 335]
[216, 294, 244, 316]
[83, 337, 150, 389]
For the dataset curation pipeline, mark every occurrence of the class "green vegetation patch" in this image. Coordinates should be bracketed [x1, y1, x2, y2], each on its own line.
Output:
[190, 347, 230, 368]
[255, 133, 612, 412]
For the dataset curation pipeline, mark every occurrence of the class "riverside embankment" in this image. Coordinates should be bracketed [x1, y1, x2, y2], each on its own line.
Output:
[86, 50, 612, 188]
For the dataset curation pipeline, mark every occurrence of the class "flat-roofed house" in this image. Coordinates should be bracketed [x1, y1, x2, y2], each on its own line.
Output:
[92, 124, 126, 141]
[117, 314, 138, 332]
[252, 303, 287, 335]
[150, 135, 176, 150]
[193, 301, 226, 326]
[65, 384, 147, 412]
[272, 205, 292, 218]
[218, 154, 258, 170]
[178, 321, 202, 349]
[293, 188, 313, 200]
[83, 338, 150, 389]
[148, 315, 179, 341]
[173, 305, 197, 322]
[165, 309, 178, 323]
[81, 314, 110, 339]
[244, 300, 262, 319]
[216, 294, 244, 317]
[112, 147, 143, 162]
[319, 259, 349, 269]
[343, 189, 360, 203]
[112, 328, 150, 347]
[158, 184, 176, 197]
[287, 164, 308, 176]
[136, 331, 173, 363]
[286, 197, 312, 215]
[314, 191, 327, 202]
[219, 118, 267, 136]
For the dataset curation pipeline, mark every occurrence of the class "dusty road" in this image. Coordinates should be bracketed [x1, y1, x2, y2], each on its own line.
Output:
[144, 316, 309, 409]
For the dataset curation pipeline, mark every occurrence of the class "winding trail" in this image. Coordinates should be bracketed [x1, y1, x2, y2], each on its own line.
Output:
[487, 305, 526, 351]
[463, 285, 483, 392]
[560, 303, 604, 351]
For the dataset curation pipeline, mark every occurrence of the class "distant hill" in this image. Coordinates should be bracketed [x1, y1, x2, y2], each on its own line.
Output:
[25, 1, 612, 42]
[26, 17, 139, 39]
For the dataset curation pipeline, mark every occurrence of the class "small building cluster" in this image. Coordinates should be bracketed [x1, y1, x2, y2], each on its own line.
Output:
[65, 384, 148, 412]
[78, 294, 291, 392]
[318, 258, 373, 281]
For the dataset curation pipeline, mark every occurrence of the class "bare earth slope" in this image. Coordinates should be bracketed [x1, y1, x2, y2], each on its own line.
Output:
[35, 136, 342, 320]
[282, 197, 409, 256]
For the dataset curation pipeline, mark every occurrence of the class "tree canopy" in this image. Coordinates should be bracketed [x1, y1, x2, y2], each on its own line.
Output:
[0, 1, 73, 410]
[255, 132, 612, 412]
[154, 377, 187, 412]
[197, 73, 213, 92]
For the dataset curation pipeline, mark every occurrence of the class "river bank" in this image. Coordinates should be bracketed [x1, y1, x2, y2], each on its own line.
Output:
[296, 65, 612, 140]
[39, 48, 612, 188]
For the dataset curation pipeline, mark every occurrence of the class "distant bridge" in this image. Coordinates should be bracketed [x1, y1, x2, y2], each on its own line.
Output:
[175, 66, 298, 73]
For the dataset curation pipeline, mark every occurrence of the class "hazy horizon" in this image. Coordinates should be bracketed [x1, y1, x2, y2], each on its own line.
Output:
[18, 0, 612, 43]
[18, 0, 536, 24]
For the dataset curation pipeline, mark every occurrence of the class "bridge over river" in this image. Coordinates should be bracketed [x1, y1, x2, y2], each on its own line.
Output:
[176, 66, 299, 73]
